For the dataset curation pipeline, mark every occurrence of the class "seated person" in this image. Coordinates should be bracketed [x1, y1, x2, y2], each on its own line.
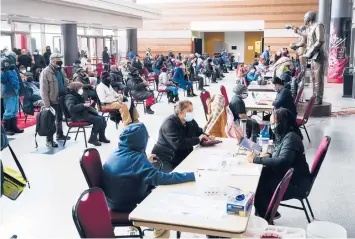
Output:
[102, 123, 195, 238]
[247, 108, 310, 219]
[131, 55, 143, 75]
[144, 55, 153, 72]
[72, 60, 82, 75]
[272, 77, 297, 118]
[280, 71, 298, 100]
[126, 67, 155, 114]
[96, 72, 139, 127]
[152, 100, 213, 172]
[204, 94, 227, 138]
[204, 58, 217, 83]
[19, 65, 27, 80]
[22, 72, 44, 115]
[158, 67, 179, 103]
[73, 67, 97, 104]
[173, 61, 196, 97]
[64, 82, 110, 146]
[246, 67, 259, 85]
[110, 65, 127, 94]
[229, 84, 260, 140]
[187, 54, 205, 91]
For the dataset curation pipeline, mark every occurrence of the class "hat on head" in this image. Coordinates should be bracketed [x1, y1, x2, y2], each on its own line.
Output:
[233, 84, 247, 95]
[50, 53, 63, 61]
[161, 67, 167, 72]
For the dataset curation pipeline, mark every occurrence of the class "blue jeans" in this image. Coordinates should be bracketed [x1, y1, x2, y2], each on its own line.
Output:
[153, 68, 160, 75]
[3, 96, 18, 120]
[167, 86, 179, 96]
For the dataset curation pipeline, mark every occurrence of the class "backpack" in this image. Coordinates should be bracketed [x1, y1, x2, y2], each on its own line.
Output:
[35, 107, 56, 147]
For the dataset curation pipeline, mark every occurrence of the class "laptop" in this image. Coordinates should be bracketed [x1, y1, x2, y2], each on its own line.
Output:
[239, 137, 263, 155]
[252, 92, 268, 105]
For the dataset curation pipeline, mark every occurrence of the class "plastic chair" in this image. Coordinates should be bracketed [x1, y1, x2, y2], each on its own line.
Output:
[72, 187, 115, 238]
[129, 90, 147, 114]
[96, 97, 119, 130]
[294, 85, 304, 106]
[220, 85, 229, 106]
[80, 148, 143, 237]
[264, 168, 294, 225]
[157, 88, 169, 102]
[200, 91, 211, 121]
[296, 94, 316, 142]
[280, 136, 331, 223]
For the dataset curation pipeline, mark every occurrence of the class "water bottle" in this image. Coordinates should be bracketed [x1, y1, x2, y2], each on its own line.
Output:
[260, 125, 270, 138]
[240, 119, 247, 137]
[266, 140, 275, 154]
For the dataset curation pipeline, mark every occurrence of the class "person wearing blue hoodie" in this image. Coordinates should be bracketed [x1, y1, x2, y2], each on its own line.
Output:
[103, 123, 195, 238]
[246, 67, 259, 85]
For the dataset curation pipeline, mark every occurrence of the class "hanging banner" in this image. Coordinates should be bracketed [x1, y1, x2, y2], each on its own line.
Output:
[328, 17, 352, 83]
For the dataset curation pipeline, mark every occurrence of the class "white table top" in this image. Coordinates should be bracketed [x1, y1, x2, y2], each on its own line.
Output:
[245, 91, 276, 112]
[248, 84, 274, 92]
[129, 138, 263, 237]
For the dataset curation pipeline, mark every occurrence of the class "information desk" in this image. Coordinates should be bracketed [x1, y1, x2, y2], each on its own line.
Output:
[129, 138, 262, 238]
[245, 92, 276, 112]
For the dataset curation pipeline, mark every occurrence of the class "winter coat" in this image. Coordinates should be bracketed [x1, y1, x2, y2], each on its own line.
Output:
[102, 123, 195, 212]
[126, 74, 153, 101]
[96, 83, 120, 104]
[173, 67, 189, 90]
[246, 72, 259, 82]
[273, 87, 297, 118]
[23, 80, 41, 115]
[33, 54, 46, 69]
[1, 70, 19, 98]
[43, 50, 51, 66]
[102, 50, 110, 63]
[64, 90, 96, 122]
[152, 114, 203, 167]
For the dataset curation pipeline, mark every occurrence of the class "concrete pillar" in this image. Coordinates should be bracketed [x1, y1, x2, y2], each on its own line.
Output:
[327, 0, 353, 83]
[61, 23, 78, 66]
[350, 4, 355, 66]
[127, 0, 138, 57]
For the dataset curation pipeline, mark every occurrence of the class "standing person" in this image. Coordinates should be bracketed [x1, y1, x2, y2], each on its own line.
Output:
[152, 100, 213, 172]
[1, 55, 24, 135]
[102, 47, 110, 71]
[43, 46, 52, 66]
[39, 53, 71, 147]
[261, 46, 271, 66]
[128, 49, 136, 61]
[65, 82, 110, 146]
[16, 49, 33, 69]
[247, 108, 310, 218]
[32, 49, 46, 72]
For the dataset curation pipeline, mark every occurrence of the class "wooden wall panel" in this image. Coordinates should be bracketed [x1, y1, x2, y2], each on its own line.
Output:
[204, 32, 225, 56]
[244, 32, 264, 64]
[138, 38, 191, 57]
[138, 0, 318, 56]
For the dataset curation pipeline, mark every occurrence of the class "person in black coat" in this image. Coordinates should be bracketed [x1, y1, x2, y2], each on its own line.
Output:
[126, 67, 155, 114]
[152, 100, 213, 172]
[204, 58, 217, 83]
[102, 47, 110, 71]
[43, 46, 52, 66]
[272, 77, 297, 118]
[247, 108, 310, 219]
[32, 49, 46, 73]
[131, 55, 143, 75]
[64, 82, 110, 146]
[110, 65, 127, 95]
[143, 56, 153, 73]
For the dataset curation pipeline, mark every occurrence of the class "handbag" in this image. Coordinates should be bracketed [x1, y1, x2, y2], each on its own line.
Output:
[2, 144, 30, 200]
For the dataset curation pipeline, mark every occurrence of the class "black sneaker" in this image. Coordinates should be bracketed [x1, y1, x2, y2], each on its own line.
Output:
[88, 138, 102, 146]
[46, 140, 59, 148]
[146, 107, 154, 114]
[56, 135, 71, 141]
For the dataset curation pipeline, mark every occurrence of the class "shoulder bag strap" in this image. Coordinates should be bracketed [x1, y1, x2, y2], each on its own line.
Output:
[7, 144, 30, 188]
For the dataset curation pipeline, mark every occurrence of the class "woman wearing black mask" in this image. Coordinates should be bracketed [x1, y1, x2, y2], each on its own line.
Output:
[247, 108, 311, 219]
[272, 76, 297, 119]
[43, 46, 52, 66]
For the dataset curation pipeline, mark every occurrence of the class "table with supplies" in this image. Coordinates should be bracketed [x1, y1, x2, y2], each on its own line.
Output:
[129, 138, 263, 238]
[248, 84, 275, 92]
[245, 92, 276, 112]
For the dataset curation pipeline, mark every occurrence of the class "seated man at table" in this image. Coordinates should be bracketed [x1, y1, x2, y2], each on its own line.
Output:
[229, 84, 259, 140]
[102, 123, 195, 238]
[247, 108, 310, 219]
[152, 100, 212, 172]
[272, 77, 297, 118]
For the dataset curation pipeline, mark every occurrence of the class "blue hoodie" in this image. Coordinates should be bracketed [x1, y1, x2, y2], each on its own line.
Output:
[102, 123, 195, 212]
[1, 69, 19, 98]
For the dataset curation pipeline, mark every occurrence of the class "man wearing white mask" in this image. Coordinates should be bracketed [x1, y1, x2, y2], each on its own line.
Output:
[152, 100, 212, 172]
[40, 53, 70, 147]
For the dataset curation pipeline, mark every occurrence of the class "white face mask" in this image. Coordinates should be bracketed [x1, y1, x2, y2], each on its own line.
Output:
[21, 70, 26, 73]
[184, 112, 194, 122]
[78, 88, 84, 95]
[250, 69, 256, 74]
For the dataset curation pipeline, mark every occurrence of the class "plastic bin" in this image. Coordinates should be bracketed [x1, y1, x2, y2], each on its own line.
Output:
[307, 221, 347, 238]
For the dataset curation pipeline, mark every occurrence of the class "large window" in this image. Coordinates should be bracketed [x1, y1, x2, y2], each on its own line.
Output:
[30, 33, 42, 52]
[0, 35, 12, 50]
[1, 21, 12, 32]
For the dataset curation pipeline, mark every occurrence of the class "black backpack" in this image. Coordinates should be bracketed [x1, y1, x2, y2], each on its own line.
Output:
[35, 108, 56, 147]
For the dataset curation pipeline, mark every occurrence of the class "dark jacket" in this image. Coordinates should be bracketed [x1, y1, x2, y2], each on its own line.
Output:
[126, 74, 153, 101]
[102, 123, 195, 212]
[17, 54, 32, 68]
[131, 60, 143, 74]
[73, 73, 92, 90]
[64, 90, 91, 122]
[102, 50, 110, 63]
[33, 54, 46, 69]
[152, 114, 203, 167]
[153, 57, 164, 70]
[43, 50, 51, 66]
[1, 70, 19, 98]
[110, 71, 124, 84]
[273, 87, 297, 118]
[23, 80, 41, 115]
[254, 131, 311, 187]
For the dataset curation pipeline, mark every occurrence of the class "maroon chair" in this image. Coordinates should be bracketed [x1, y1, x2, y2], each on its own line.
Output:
[200, 91, 211, 121]
[264, 168, 294, 225]
[296, 94, 316, 142]
[280, 136, 331, 223]
[157, 88, 169, 102]
[80, 148, 143, 238]
[97, 98, 119, 130]
[63, 117, 92, 148]
[220, 85, 229, 106]
[72, 187, 115, 238]
[294, 86, 304, 106]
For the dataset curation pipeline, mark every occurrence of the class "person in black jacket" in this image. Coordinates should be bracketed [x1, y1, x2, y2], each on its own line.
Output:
[43, 46, 52, 66]
[126, 67, 155, 114]
[110, 65, 127, 95]
[64, 81, 110, 146]
[32, 49, 46, 73]
[102, 47, 110, 71]
[204, 58, 217, 83]
[272, 77, 297, 118]
[131, 55, 143, 75]
[152, 100, 213, 172]
[247, 108, 310, 219]
[73, 67, 98, 105]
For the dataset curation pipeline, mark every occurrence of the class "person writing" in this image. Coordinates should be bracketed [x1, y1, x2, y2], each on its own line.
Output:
[102, 123, 195, 238]
[247, 108, 310, 219]
[152, 100, 213, 172]
[272, 77, 297, 118]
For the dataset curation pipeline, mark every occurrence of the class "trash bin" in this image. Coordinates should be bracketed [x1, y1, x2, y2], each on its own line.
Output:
[342, 66, 354, 97]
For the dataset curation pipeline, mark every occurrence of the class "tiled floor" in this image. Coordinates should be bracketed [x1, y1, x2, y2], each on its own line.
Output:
[0, 71, 354, 238]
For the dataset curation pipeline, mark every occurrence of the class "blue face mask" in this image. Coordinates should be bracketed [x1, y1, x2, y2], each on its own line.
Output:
[184, 112, 194, 122]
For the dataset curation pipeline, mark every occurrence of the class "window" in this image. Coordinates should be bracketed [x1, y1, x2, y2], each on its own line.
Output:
[30, 24, 41, 33]
[30, 33, 42, 53]
[1, 21, 12, 31]
[14, 22, 30, 32]
[77, 27, 85, 35]
[45, 24, 61, 34]
[87, 28, 102, 36]
[0, 35, 12, 50]
[103, 29, 114, 36]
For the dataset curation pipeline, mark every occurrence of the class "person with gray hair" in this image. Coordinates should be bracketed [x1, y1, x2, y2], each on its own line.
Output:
[39, 52, 70, 147]
[152, 100, 213, 172]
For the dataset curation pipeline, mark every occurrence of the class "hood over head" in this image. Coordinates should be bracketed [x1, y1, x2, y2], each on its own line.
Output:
[119, 123, 149, 152]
